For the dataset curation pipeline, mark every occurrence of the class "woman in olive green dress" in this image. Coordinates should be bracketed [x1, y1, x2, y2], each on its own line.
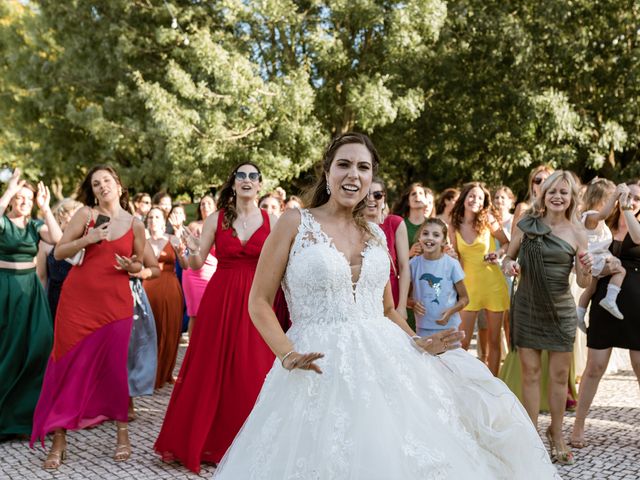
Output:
[0, 169, 61, 439]
[502, 170, 592, 465]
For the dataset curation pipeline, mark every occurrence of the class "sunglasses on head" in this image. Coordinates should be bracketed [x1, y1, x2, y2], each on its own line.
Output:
[235, 171, 260, 182]
[532, 177, 545, 185]
[368, 191, 384, 200]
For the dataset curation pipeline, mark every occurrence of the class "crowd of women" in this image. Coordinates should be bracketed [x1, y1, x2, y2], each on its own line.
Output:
[0, 133, 638, 477]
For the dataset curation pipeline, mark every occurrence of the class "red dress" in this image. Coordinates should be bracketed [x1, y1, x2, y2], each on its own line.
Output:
[31, 220, 134, 446]
[381, 214, 403, 306]
[154, 209, 275, 473]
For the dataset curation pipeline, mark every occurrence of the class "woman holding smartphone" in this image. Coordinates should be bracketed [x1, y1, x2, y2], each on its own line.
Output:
[31, 165, 145, 469]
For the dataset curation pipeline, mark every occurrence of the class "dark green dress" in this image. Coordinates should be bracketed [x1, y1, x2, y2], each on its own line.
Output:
[0, 215, 53, 438]
[511, 215, 578, 352]
[499, 215, 578, 411]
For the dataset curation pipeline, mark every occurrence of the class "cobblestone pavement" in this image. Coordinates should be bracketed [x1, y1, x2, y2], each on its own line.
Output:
[2, 343, 638, 479]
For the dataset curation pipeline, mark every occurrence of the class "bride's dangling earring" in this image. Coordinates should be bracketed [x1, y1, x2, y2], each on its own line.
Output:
[326, 182, 331, 195]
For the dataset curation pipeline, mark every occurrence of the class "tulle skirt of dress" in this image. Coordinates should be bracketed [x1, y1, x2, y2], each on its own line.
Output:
[213, 313, 559, 480]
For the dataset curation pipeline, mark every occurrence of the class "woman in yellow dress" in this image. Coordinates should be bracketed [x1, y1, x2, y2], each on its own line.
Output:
[449, 182, 510, 375]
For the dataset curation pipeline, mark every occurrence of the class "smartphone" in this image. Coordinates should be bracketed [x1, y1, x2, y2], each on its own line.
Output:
[95, 214, 110, 228]
[94, 214, 110, 244]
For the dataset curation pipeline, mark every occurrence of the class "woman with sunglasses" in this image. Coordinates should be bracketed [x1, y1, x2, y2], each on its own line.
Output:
[154, 162, 279, 473]
[364, 177, 410, 319]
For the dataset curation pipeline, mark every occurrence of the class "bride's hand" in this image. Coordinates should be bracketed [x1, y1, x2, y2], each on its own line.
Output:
[415, 328, 464, 355]
[282, 352, 324, 374]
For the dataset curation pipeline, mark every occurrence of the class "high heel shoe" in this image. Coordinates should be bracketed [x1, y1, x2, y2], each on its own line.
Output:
[114, 426, 131, 462]
[546, 427, 575, 465]
[43, 432, 67, 470]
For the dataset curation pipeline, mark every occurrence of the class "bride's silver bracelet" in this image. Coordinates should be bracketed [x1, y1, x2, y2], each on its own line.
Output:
[281, 350, 295, 368]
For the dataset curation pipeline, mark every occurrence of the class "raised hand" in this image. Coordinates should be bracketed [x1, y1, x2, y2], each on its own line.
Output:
[409, 242, 422, 257]
[181, 228, 200, 252]
[168, 211, 184, 234]
[6, 168, 25, 195]
[282, 352, 324, 374]
[36, 182, 52, 212]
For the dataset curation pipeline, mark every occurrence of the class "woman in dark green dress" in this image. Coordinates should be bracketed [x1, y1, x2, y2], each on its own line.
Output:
[0, 169, 61, 439]
[502, 170, 593, 465]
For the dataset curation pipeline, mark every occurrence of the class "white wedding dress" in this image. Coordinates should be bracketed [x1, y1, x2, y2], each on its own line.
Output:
[213, 209, 559, 479]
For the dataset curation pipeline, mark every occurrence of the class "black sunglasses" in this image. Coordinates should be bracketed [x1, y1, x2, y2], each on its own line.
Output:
[235, 171, 260, 182]
[368, 191, 385, 200]
[532, 177, 545, 185]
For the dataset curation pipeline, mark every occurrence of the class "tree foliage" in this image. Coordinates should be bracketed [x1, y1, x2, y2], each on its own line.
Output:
[1, 0, 639, 198]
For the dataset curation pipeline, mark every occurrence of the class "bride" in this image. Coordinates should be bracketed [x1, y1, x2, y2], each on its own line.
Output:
[213, 133, 559, 479]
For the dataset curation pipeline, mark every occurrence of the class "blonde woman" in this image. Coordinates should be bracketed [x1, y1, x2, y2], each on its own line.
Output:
[503, 170, 592, 465]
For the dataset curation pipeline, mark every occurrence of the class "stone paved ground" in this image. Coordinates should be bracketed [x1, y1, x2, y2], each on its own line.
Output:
[1, 343, 638, 480]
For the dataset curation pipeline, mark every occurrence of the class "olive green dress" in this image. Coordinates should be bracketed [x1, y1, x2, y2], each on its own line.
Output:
[499, 215, 577, 410]
[0, 215, 53, 438]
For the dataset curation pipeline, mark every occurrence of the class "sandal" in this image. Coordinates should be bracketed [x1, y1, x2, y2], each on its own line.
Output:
[43, 432, 67, 470]
[546, 427, 575, 465]
[114, 426, 131, 462]
[569, 437, 587, 449]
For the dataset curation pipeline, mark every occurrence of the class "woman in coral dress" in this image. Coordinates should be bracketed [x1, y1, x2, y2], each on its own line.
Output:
[154, 162, 278, 473]
[31, 166, 145, 469]
[144, 207, 186, 389]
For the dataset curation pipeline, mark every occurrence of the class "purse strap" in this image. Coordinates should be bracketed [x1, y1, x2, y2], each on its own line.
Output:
[82, 208, 93, 236]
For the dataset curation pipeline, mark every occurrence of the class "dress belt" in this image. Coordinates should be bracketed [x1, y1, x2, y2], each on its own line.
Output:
[0, 259, 37, 270]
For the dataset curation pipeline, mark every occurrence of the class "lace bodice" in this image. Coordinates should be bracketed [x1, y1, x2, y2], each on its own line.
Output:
[282, 209, 390, 326]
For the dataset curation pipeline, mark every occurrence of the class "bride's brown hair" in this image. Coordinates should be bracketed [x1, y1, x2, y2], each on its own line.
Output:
[304, 132, 381, 235]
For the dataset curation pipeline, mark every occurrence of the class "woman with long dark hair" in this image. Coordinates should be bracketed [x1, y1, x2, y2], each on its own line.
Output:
[449, 182, 510, 376]
[154, 162, 278, 473]
[211, 132, 557, 479]
[30, 165, 145, 468]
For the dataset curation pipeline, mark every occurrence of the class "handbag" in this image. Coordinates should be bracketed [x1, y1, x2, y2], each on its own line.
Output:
[65, 209, 92, 266]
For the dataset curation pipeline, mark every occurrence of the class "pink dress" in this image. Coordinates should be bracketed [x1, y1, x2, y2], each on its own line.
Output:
[182, 249, 217, 316]
[381, 214, 403, 306]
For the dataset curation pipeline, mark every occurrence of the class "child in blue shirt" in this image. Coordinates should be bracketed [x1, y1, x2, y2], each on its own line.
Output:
[410, 218, 469, 340]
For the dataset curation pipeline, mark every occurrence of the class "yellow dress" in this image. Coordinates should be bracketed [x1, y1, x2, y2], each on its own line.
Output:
[456, 229, 509, 312]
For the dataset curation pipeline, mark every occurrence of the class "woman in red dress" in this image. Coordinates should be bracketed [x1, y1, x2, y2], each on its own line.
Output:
[154, 162, 278, 473]
[30, 165, 145, 469]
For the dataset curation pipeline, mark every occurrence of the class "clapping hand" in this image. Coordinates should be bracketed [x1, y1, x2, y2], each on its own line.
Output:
[35, 181, 52, 213]
[181, 228, 200, 252]
[168, 211, 184, 235]
[115, 254, 139, 273]
[5, 168, 26, 195]
[443, 245, 458, 260]
[282, 352, 324, 374]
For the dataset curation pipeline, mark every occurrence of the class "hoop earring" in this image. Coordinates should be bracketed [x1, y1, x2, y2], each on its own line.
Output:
[326, 182, 331, 195]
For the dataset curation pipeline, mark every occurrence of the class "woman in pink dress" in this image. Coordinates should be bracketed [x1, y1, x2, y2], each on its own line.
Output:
[154, 162, 278, 473]
[30, 165, 145, 469]
[182, 195, 217, 339]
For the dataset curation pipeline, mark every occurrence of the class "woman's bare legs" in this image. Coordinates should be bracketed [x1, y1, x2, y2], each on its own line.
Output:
[571, 348, 612, 446]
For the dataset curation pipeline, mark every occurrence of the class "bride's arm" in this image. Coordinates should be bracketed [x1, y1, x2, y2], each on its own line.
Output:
[384, 283, 464, 355]
[249, 209, 324, 373]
